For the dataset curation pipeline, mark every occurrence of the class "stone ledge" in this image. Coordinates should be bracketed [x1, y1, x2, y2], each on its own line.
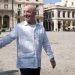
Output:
[0, 70, 20, 75]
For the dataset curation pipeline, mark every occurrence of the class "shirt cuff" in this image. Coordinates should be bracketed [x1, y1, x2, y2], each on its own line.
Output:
[49, 55, 54, 60]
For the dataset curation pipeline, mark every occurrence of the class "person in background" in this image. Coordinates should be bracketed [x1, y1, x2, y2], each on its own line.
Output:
[0, 5, 56, 75]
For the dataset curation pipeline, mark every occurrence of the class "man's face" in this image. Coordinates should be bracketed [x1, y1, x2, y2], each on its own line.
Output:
[24, 6, 36, 23]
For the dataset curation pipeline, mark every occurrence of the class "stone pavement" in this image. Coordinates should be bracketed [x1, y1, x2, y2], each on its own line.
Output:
[0, 32, 75, 75]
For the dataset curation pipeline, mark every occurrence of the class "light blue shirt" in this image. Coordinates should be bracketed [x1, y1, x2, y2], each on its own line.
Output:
[0, 21, 54, 68]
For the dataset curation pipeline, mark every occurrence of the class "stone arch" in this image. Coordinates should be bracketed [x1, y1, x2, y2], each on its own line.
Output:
[3, 15, 10, 28]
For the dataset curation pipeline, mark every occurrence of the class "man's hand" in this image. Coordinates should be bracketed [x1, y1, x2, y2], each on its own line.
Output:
[50, 57, 56, 69]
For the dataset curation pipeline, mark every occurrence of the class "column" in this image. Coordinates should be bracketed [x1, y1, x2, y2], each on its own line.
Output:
[65, 11, 67, 18]
[54, 9, 58, 19]
[70, 21, 73, 29]
[60, 21, 63, 31]
[70, 11, 72, 19]
[53, 20, 58, 31]
[10, 17, 12, 27]
[2, 16, 3, 25]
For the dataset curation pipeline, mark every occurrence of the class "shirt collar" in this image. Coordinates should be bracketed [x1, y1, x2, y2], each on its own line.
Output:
[23, 21, 39, 26]
[23, 21, 28, 26]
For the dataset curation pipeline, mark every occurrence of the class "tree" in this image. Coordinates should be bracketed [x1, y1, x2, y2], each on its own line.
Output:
[63, 21, 70, 31]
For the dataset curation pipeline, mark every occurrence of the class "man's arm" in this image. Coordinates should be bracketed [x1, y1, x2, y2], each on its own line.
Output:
[0, 26, 17, 48]
[42, 28, 56, 69]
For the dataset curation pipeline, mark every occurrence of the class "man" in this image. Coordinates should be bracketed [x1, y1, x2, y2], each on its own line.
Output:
[0, 5, 56, 75]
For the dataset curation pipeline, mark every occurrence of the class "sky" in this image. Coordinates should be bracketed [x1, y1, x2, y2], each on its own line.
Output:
[44, 0, 61, 4]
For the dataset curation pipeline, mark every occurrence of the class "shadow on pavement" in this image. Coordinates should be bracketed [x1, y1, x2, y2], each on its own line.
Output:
[0, 70, 20, 75]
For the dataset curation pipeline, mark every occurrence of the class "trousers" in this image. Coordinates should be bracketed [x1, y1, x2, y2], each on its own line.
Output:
[20, 67, 41, 75]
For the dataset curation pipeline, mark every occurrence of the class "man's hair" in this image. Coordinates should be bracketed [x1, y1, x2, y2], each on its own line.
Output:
[25, 5, 36, 14]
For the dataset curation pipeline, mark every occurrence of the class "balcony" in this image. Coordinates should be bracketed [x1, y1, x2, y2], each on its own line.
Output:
[15, 13, 23, 18]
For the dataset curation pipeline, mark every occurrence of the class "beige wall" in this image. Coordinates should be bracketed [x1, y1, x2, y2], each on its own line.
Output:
[0, 0, 43, 30]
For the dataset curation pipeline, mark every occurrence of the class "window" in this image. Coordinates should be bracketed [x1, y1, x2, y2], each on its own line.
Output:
[17, 18, 20, 23]
[4, 0, 8, 2]
[72, 2, 74, 5]
[44, 13, 46, 19]
[72, 12, 75, 18]
[37, 19, 39, 23]
[58, 21, 61, 29]
[52, 11, 54, 17]
[18, 4, 21, 8]
[45, 12, 48, 19]
[36, 0, 38, 1]
[58, 11, 60, 18]
[36, 5, 39, 8]
[47, 12, 49, 19]
[4, 4, 8, 9]
[49, 12, 51, 18]
[67, 11, 70, 18]
[63, 11, 65, 18]
[17, 10, 21, 16]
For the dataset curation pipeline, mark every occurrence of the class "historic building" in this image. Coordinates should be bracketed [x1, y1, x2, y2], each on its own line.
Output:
[55, 0, 75, 7]
[0, 0, 43, 31]
[44, 0, 75, 31]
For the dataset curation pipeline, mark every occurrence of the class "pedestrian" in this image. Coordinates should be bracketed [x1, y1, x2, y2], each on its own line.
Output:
[0, 5, 56, 75]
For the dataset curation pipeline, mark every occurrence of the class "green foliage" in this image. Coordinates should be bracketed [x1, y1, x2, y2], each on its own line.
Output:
[0, 24, 6, 33]
[63, 21, 70, 30]
[1, 28, 6, 32]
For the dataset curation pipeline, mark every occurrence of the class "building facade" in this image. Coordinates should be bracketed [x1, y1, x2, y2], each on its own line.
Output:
[44, 3, 75, 31]
[55, 0, 75, 7]
[0, 0, 43, 31]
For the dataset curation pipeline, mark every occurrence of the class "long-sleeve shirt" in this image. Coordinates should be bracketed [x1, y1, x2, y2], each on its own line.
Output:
[0, 21, 54, 68]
